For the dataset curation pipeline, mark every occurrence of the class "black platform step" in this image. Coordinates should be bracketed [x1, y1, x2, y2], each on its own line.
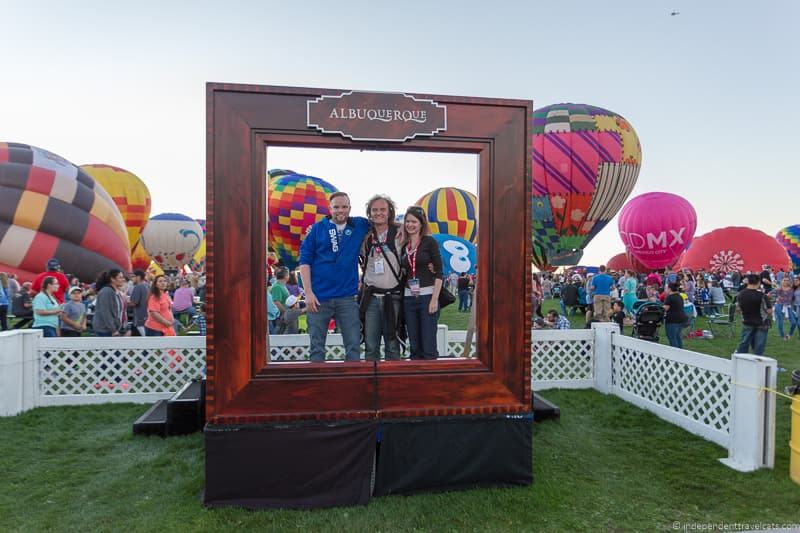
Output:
[133, 399, 168, 437]
[167, 379, 205, 436]
[532, 393, 560, 422]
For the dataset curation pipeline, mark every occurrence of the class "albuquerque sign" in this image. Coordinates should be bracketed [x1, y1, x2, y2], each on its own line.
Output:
[307, 91, 447, 142]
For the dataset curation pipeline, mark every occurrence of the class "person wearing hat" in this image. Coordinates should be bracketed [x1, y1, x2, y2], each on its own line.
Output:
[60, 286, 87, 337]
[31, 258, 70, 304]
[278, 294, 306, 335]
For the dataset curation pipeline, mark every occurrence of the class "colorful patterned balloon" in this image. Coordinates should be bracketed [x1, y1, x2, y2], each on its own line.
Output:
[532, 103, 641, 268]
[415, 187, 477, 244]
[139, 213, 203, 272]
[80, 164, 152, 251]
[0, 142, 131, 282]
[189, 218, 207, 273]
[268, 174, 338, 269]
[130, 241, 151, 271]
[776, 225, 800, 272]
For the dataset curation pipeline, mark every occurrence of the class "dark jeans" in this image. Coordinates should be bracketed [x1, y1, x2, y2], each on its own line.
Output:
[737, 325, 768, 355]
[664, 322, 683, 349]
[458, 290, 470, 312]
[145, 327, 164, 337]
[404, 294, 439, 359]
[60, 329, 82, 337]
[35, 325, 58, 338]
[0, 304, 7, 330]
[364, 294, 401, 360]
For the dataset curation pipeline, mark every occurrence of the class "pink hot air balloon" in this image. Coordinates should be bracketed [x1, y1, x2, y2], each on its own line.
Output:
[618, 192, 697, 269]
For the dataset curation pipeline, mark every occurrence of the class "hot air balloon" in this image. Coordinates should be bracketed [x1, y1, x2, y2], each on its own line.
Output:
[532, 103, 642, 268]
[776, 225, 800, 272]
[268, 174, 338, 269]
[268, 169, 296, 180]
[0, 142, 131, 282]
[618, 192, 696, 269]
[139, 213, 203, 273]
[416, 187, 478, 244]
[189, 218, 207, 272]
[130, 241, 152, 271]
[80, 164, 151, 251]
[431, 234, 477, 275]
[675, 226, 792, 274]
[606, 252, 648, 274]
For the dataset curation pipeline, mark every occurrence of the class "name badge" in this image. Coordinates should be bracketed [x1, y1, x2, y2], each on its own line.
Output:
[373, 259, 385, 275]
[408, 278, 420, 296]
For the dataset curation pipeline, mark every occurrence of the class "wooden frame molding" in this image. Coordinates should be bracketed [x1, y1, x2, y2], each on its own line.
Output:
[206, 83, 532, 424]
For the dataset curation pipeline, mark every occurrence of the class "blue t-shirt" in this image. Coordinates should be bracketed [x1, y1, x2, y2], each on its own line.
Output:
[591, 273, 614, 296]
[32, 292, 60, 328]
[299, 216, 370, 301]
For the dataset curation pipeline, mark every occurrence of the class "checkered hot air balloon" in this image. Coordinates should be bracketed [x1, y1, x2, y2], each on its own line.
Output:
[415, 187, 477, 244]
[776, 225, 800, 272]
[268, 174, 338, 269]
[0, 142, 131, 282]
[532, 103, 642, 269]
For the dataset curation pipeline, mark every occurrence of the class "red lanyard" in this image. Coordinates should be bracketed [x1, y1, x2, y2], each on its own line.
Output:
[406, 243, 418, 278]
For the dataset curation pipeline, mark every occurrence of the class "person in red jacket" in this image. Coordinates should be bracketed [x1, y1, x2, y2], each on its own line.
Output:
[31, 258, 70, 304]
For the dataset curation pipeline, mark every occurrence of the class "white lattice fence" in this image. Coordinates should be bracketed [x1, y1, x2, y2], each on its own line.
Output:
[445, 330, 477, 358]
[38, 337, 205, 406]
[611, 334, 732, 447]
[532, 329, 595, 390]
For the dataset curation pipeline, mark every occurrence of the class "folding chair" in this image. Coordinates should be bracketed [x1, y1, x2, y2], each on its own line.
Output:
[707, 303, 736, 338]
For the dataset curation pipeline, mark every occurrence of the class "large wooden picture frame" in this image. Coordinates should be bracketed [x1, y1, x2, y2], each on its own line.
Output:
[206, 83, 532, 424]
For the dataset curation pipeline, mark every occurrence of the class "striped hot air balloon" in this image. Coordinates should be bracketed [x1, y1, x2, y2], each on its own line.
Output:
[532, 103, 641, 268]
[80, 164, 151, 251]
[0, 142, 131, 282]
[776, 225, 800, 272]
[415, 187, 478, 244]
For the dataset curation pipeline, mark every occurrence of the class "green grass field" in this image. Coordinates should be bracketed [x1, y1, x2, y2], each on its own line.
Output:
[1, 298, 799, 531]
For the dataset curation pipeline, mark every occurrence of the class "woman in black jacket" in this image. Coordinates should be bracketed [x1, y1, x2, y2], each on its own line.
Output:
[400, 206, 443, 359]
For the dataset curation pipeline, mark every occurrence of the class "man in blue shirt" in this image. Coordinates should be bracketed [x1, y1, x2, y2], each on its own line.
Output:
[590, 265, 615, 321]
[299, 192, 370, 362]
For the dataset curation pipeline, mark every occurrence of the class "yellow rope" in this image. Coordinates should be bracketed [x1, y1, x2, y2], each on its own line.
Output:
[731, 380, 797, 401]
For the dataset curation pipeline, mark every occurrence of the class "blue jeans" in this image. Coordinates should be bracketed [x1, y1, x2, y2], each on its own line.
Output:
[664, 323, 683, 349]
[307, 296, 361, 362]
[35, 325, 58, 338]
[145, 327, 164, 337]
[364, 294, 401, 361]
[774, 303, 797, 338]
[737, 325, 768, 355]
[458, 290, 470, 312]
[404, 294, 440, 359]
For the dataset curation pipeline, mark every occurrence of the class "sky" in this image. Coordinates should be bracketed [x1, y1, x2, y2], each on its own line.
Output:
[2, 0, 798, 267]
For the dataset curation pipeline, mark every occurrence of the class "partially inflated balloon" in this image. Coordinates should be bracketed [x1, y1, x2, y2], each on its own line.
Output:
[775, 225, 800, 272]
[80, 164, 151, 251]
[139, 213, 203, 272]
[606, 252, 648, 274]
[0, 142, 131, 282]
[416, 187, 477, 243]
[268, 174, 338, 269]
[431, 234, 477, 275]
[618, 192, 696, 269]
[675, 227, 792, 273]
[532, 103, 641, 268]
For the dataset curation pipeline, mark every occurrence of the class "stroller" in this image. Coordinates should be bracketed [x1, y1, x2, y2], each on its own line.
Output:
[631, 300, 665, 342]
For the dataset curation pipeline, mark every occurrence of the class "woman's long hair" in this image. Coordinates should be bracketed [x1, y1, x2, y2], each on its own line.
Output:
[150, 274, 167, 299]
[404, 205, 431, 237]
[95, 269, 123, 292]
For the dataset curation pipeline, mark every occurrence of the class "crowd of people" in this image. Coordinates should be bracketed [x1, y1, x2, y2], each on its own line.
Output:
[532, 263, 799, 355]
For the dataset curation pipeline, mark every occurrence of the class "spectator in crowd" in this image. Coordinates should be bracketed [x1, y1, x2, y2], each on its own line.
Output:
[31, 258, 70, 304]
[12, 281, 34, 329]
[401, 205, 443, 360]
[707, 280, 727, 315]
[32, 276, 62, 337]
[286, 271, 303, 298]
[560, 276, 580, 316]
[0, 273, 9, 331]
[144, 275, 176, 336]
[621, 270, 638, 315]
[771, 276, 796, 341]
[270, 267, 291, 334]
[531, 273, 544, 319]
[591, 266, 615, 321]
[544, 308, 570, 330]
[172, 278, 196, 326]
[299, 191, 370, 362]
[542, 275, 553, 300]
[6, 273, 20, 302]
[266, 278, 280, 334]
[736, 274, 772, 355]
[360, 194, 404, 361]
[791, 277, 800, 340]
[279, 295, 305, 335]
[457, 272, 471, 312]
[760, 264, 773, 293]
[59, 286, 87, 337]
[129, 270, 150, 336]
[663, 282, 688, 349]
[197, 303, 207, 336]
[93, 269, 129, 337]
[610, 300, 626, 334]
[446, 271, 459, 295]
